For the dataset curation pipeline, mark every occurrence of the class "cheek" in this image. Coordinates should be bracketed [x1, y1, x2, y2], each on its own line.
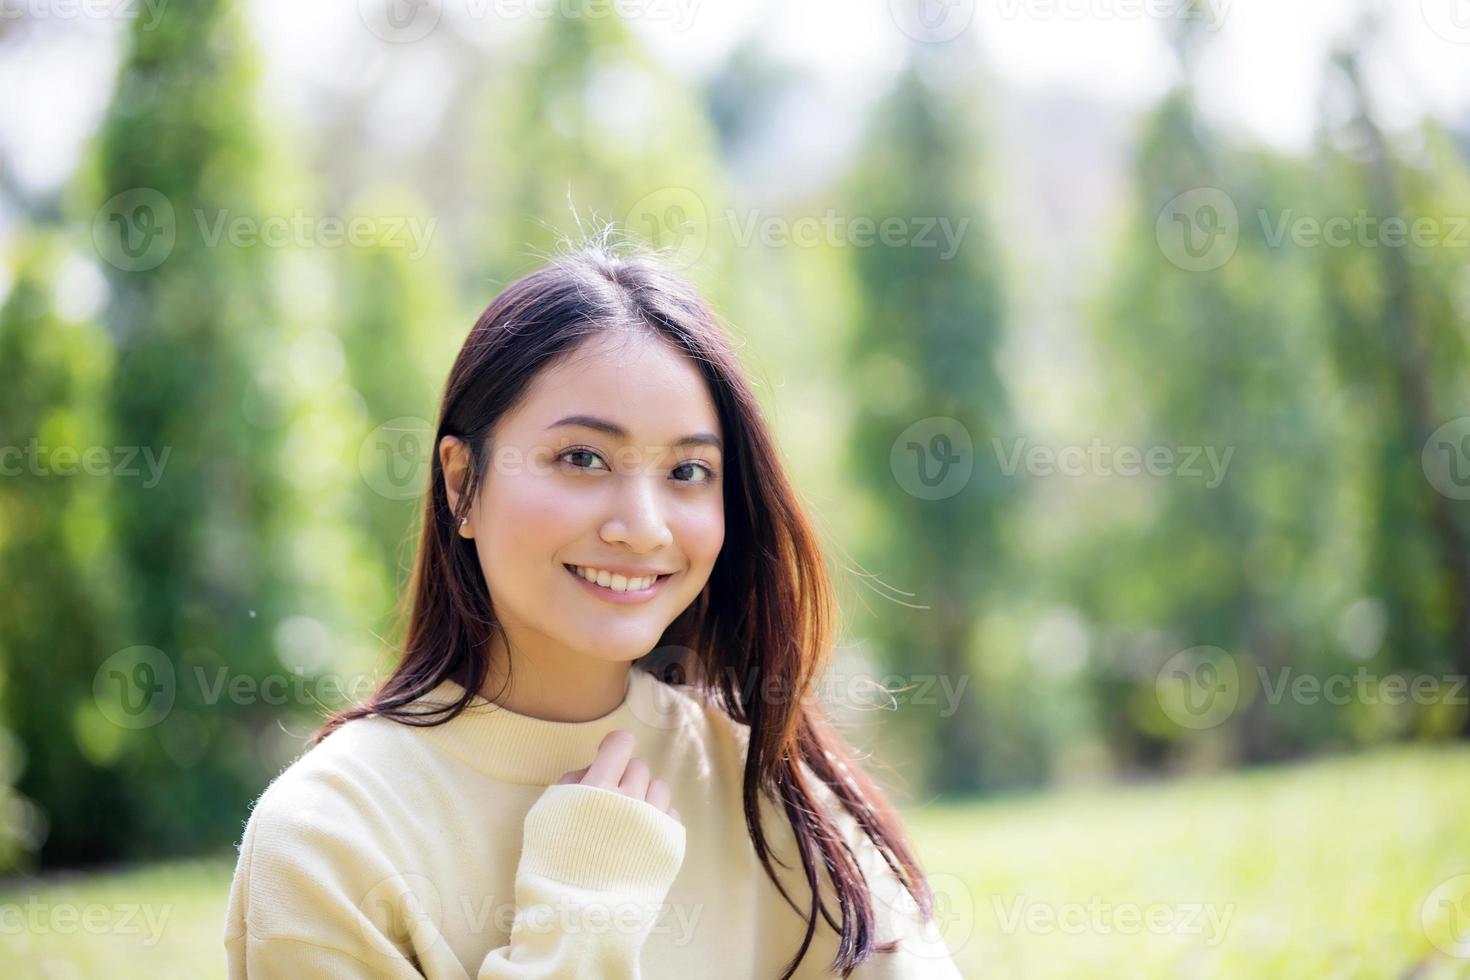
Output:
[676, 504, 725, 569]
[479, 476, 584, 571]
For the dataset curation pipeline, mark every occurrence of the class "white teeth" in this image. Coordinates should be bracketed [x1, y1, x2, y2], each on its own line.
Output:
[572, 566, 658, 592]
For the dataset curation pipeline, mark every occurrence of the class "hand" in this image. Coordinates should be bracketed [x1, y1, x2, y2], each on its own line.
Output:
[557, 729, 682, 825]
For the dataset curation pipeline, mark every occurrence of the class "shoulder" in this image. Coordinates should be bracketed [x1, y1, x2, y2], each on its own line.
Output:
[228, 714, 427, 947]
[245, 712, 420, 829]
[232, 707, 449, 892]
[641, 673, 755, 774]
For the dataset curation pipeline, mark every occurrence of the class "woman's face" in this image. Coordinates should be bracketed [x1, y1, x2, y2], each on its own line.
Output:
[440, 331, 725, 666]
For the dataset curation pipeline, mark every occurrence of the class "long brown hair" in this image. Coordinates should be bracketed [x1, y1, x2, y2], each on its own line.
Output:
[311, 236, 938, 977]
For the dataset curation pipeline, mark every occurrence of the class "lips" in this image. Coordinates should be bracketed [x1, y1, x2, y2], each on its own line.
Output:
[563, 563, 672, 603]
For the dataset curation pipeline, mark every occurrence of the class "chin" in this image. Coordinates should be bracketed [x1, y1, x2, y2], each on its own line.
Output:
[571, 638, 655, 663]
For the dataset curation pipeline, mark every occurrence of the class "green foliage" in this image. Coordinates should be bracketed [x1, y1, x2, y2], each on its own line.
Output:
[0, 236, 122, 870]
[71, 0, 303, 867]
[841, 47, 1016, 794]
[1312, 49, 1470, 705]
[1079, 86, 1348, 767]
[2, 0, 1468, 877]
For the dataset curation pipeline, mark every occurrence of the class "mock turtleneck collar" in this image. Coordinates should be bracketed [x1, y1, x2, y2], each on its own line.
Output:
[408, 667, 682, 786]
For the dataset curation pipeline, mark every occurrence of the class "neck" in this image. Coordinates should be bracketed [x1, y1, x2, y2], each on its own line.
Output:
[479, 633, 633, 723]
[411, 664, 669, 785]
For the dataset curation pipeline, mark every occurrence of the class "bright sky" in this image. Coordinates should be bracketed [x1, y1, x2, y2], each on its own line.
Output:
[2, 0, 1469, 199]
[625, 0, 1470, 148]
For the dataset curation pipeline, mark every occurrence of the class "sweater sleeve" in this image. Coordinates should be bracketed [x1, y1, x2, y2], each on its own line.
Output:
[475, 783, 686, 978]
[224, 783, 685, 980]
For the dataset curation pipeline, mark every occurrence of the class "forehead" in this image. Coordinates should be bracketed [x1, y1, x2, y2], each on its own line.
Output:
[509, 332, 721, 438]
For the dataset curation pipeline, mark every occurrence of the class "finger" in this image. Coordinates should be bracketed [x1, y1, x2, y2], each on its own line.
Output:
[645, 777, 671, 813]
[619, 757, 650, 801]
[557, 766, 589, 785]
[583, 730, 636, 788]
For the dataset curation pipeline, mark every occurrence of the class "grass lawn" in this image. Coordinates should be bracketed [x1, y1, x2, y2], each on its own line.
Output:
[910, 743, 1470, 978]
[3, 744, 1470, 978]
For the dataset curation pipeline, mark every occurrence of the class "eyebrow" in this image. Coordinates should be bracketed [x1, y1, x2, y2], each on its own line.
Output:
[547, 414, 723, 452]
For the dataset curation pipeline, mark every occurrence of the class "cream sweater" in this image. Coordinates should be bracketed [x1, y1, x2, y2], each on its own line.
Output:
[222, 667, 964, 978]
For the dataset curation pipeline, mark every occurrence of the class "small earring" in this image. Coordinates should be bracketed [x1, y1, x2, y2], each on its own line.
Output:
[458, 517, 467, 527]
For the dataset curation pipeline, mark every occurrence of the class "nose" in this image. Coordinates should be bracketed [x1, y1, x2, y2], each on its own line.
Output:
[600, 470, 674, 552]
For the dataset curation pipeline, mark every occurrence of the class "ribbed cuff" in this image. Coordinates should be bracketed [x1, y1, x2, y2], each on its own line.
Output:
[518, 783, 686, 902]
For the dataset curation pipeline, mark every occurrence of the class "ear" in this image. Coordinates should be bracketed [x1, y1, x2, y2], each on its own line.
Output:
[438, 435, 475, 538]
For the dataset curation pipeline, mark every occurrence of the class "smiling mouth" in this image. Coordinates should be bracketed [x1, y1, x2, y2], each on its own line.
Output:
[562, 563, 673, 597]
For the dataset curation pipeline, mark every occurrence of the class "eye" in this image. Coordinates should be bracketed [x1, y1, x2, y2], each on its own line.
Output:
[673, 460, 718, 484]
[558, 447, 609, 472]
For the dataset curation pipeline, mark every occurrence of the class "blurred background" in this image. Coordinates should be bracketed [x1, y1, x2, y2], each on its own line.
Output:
[4, 0, 1470, 976]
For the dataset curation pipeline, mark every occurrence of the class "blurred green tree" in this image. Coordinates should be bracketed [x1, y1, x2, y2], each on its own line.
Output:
[1080, 3, 1345, 767]
[1315, 32, 1470, 737]
[842, 45, 1014, 795]
[76, 0, 307, 863]
[0, 236, 121, 871]
[469, 13, 724, 285]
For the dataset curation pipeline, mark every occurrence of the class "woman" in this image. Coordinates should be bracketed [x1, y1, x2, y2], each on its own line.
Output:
[222, 238, 964, 979]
